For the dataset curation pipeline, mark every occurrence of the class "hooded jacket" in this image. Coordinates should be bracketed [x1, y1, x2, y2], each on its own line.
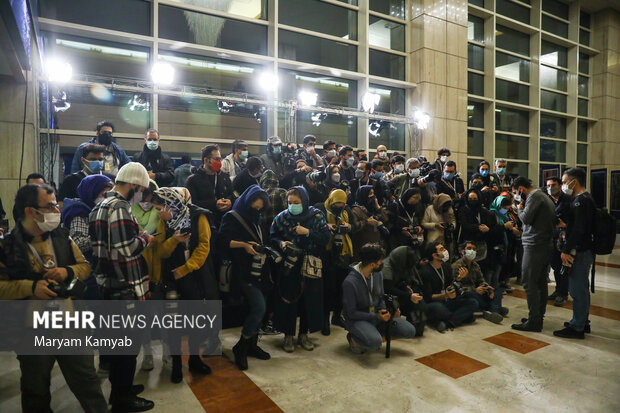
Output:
[134, 145, 174, 187]
[351, 185, 388, 255]
[70, 137, 131, 174]
[259, 169, 287, 230]
[422, 193, 456, 243]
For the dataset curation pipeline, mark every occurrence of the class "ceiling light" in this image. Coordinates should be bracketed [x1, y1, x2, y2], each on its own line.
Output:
[299, 91, 318, 106]
[44, 59, 73, 83]
[151, 62, 175, 85]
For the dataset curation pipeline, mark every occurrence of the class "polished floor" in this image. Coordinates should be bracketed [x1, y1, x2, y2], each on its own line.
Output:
[1, 246, 619, 413]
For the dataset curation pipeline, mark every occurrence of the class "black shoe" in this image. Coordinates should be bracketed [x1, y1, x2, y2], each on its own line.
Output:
[554, 295, 567, 307]
[548, 291, 558, 301]
[521, 317, 528, 323]
[511, 321, 542, 332]
[321, 323, 331, 336]
[111, 396, 154, 412]
[564, 321, 591, 334]
[109, 385, 145, 404]
[554, 326, 585, 339]
[499, 307, 509, 317]
[331, 315, 346, 328]
[436, 321, 447, 333]
[170, 356, 183, 384]
[247, 335, 271, 360]
[232, 335, 251, 371]
[188, 355, 211, 375]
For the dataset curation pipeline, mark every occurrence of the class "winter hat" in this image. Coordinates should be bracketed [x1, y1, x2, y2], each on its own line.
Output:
[116, 162, 149, 189]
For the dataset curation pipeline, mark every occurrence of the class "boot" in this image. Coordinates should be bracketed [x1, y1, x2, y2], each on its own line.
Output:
[321, 313, 331, 336]
[170, 355, 183, 384]
[233, 335, 251, 370]
[282, 335, 295, 353]
[188, 355, 212, 375]
[247, 335, 271, 360]
[297, 333, 314, 351]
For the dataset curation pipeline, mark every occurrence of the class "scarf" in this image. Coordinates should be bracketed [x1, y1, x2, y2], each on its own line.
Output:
[324, 189, 353, 256]
[154, 187, 191, 231]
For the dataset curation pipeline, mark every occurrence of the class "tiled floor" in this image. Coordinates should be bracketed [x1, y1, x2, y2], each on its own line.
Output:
[415, 349, 490, 378]
[483, 332, 549, 354]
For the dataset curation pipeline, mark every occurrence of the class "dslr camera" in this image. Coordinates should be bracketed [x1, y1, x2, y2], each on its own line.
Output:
[48, 278, 87, 299]
[282, 243, 304, 258]
[308, 170, 327, 182]
[332, 224, 350, 235]
[383, 294, 400, 317]
[420, 169, 441, 184]
[254, 244, 283, 264]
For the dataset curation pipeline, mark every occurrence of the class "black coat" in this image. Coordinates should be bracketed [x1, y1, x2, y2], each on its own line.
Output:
[185, 168, 235, 224]
[133, 146, 174, 187]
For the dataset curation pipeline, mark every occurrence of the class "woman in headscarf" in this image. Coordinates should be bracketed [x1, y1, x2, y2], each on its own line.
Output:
[131, 179, 159, 234]
[217, 184, 272, 371]
[151, 187, 216, 383]
[422, 193, 456, 245]
[314, 189, 356, 335]
[486, 195, 515, 291]
[270, 186, 331, 352]
[351, 185, 389, 261]
[387, 187, 426, 250]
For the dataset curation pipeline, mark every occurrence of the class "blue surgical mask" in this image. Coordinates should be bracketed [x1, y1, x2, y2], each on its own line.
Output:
[87, 160, 104, 173]
[146, 140, 159, 150]
[443, 172, 454, 180]
[288, 203, 303, 215]
[497, 167, 506, 175]
[480, 169, 489, 177]
[499, 208, 508, 215]
[240, 150, 249, 160]
[373, 171, 382, 179]
[272, 146, 282, 154]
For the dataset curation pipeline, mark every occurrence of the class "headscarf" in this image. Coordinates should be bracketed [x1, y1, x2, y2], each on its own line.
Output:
[259, 169, 279, 193]
[232, 184, 270, 225]
[77, 174, 112, 208]
[463, 188, 482, 211]
[324, 189, 353, 256]
[285, 186, 318, 223]
[153, 187, 191, 231]
[490, 195, 510, 248]
[399, 187, 421, 218]
[355, 185, 375, 210]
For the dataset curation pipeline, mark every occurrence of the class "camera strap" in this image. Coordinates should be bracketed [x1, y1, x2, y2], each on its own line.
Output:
[432, 265, 445, 289]
[358, 271, 374, 313]
[229, 211, 262, 244]
[26, 238, 57, 270]
[398, 200, 415, 226]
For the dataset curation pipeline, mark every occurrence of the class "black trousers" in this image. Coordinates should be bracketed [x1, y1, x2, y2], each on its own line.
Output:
[109, 354, 138, 400]
[17, 354, 108, 413]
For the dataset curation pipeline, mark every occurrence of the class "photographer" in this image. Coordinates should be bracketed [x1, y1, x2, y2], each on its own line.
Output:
[151, 187, 216, 383]
[281, 157, 311, 190]
[432, 148, 451, 172]
[349, 160, 387, 207]
[322, 140, 337, 164]
[233, 156, 264, 196]
[487, 196, 516, 290]
[546, 177, 572, 307]
[388, 157, 433, 203]
[260, 136, 285, 180]
[338, 145, 356, 182]
[222, 139, 249, 182]
[436, 161, 464, 200]
[478, 161, 499, 196]
[89, 162, 155, 412]
[271, 187, 331, 352]
[469, 173, 493, 208]
[315, 189, 356, 335]
[385, 155, 406, 181]
[420, 242, 478, 332]
[314, 162, 341, 202]
[452, 242, 508, 324]
[387, 188, 426, 250]
[373, 145, 388, 162]
[218, 185, 273, 370]
[351, 186, 389, 260]
[1, 183, 108, 413]
[296, 135, 324, 168]
[490, 158, 513, 192]
[422, 193, 456, 245]
[342, 243, 416, 354]
[382, 246, 426, 336]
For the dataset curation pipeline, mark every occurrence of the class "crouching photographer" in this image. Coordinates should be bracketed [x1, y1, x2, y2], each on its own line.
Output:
[0, 183, 108, 413]
[342, 243, 416, 354]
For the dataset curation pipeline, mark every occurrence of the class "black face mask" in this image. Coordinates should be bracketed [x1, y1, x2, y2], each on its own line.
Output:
[441, 203, 452, 213]
[472, 183, 483, 190]
[367, 196, 377, 210]
[331, 206, 344, 215]
[98, 133, 113, 146]
[468, 199, 480, 208]
[249, 208, 262, 219]
[360, 156, 368, 161]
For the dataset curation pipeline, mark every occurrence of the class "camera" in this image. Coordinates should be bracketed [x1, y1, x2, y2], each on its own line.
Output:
[373, 216, 390, 238]
[480, 282, 492, 296]
[308, 171, 327, 182]
[333, 224, 350, 235]
[420, 169, 441, 184]
[418, 160, 434, 177]
[254, 244, 283, 263]
[383, 294, 399, 317]
[446, 281, 464, 297]
[48, 277, 87, 299]
[408, 225, 421, 235]
[283, 243, 304, 258]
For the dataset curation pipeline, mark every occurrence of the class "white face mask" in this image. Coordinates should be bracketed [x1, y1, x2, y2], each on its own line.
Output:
[331, 173, 341, 183]
[306, 146, 314, 153]
[513, 193, 522, 203]
[464, 249, 476, 261]
[562, 180, 574, 196]
[35, 211, 61, 233]
[440, 155, 448, 163]
[394, 164, 404, 174]
[440, 250, 450, 262]
[139, 201, 153, 211]
[409, 168, 420, 178]
[379, 151, 387, 159]
[327, 149, 337, 158]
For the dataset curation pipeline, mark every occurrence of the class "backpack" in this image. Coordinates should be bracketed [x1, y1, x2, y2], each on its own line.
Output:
[592, 207, 616, 255]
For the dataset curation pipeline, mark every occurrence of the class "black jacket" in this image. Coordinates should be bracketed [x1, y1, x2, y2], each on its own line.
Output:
[185, 168, 235, 224]
[233, 169, 259, 196]
[564, 192, 595, 254]
[420, 262, 454, 303]
[133, 146, 174, 187]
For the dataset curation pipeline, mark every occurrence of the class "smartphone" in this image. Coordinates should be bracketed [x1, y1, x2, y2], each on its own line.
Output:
[179, 227, 191, 235]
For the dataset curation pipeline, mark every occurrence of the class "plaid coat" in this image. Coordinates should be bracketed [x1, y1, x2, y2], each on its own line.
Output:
[89, 190, 150, 299]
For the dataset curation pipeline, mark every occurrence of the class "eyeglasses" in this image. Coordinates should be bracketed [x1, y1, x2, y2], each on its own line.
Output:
[36, 204, 60, 212]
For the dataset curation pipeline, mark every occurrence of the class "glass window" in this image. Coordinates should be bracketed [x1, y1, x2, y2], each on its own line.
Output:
[578, 75, 589, 97]
[542, 0, 568, 20]
[369, 84, 405, 115]
[578, 121, 588, 142]
[279, 69, 357, 107]
[369, 0, 406, 20]
[580, 29, 590, 46]
[495, 52, 530, 83]
[578, 98, 589, 117]
[542, 15, 568, 38]
[496, 133, 529, 159]
[540, 65, 567, 91]
[468, 72, 484, 96]
[540, 139, 566, 163]
[468, 44, 484, 71]
[369, 17, 405, 52]
[468, 102, 484, 128]
[159, 5, 268, 55]
[39, 0, 150, 36]
[468, 130, 484, 157]
[496, 25, 529, 56]
[369, 49, 405, 80]
[467, 158, 482, 175]
[496, 79, 529, 105]
[541, 41, 568, 68]
[506, 161, 529, 177]
[496, 106, 529, 134]
[171, 0, 267, 20]
[540, 90, 567, 112]
[496, 0, 530, 24]
[579, 53, 590, 74]
[540, 115, 566, 139]
[369, 120, 405, 150]
[468, 15, 484, 43]
[296, 111, 357, 147]
[469, 0, 484, 6]
[280, 0, 357, 40]
[279, 29, 357, 71]
[577, 143, 588, 164]
[580, 11, 591, 28]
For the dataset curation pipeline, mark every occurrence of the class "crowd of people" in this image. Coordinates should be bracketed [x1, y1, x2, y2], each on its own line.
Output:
[0, 120, 600, 413]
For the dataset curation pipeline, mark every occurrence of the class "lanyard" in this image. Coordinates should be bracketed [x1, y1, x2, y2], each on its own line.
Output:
[432, 265, 445, 289]
[359, 272, 373, 306]
[399, 200, 415, 226]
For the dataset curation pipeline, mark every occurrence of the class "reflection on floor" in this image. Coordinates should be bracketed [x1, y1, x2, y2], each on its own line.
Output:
[1, 249, 619, 412]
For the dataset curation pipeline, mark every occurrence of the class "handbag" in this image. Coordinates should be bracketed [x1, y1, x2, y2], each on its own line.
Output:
[301, 254, 322, 279]
[474, 241, 487, 261]
[218, 260, 233, 293]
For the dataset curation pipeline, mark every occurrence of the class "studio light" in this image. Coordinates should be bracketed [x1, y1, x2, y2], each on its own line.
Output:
[44, 59, 73, 83]
[413, 110, 431, 130]
[368, 120, 385, 137]
[311, 112, 327, 126]
[128, 94, 150, 112]
[298, 91, 318, 106]
[257, 71, 278, 91]
[362, 92, 381, 113]
[151, 62, 175, 85]
[52, 90, 71, 112]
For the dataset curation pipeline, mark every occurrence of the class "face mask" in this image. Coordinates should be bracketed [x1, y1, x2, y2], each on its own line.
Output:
[464, 249, 476, 261]
[379, 151, 387, 159]
[139, 201, 153, 211]
[372, 171, 382, 179]
[146, 140, 159, 150]
[306, 146, 314, 153]
[562, 180, 574, 196]
[331, 173, 340, 183]
[331, 206, 344, 215]
[499, 208, 508, 215]
[472, 182, 483, 190]
[367, 196, 377, 209]
[360, 156, 368, 161]
[409, 168, 420, 178]
[440, 155, 448, 163]
[35, 211, 61, 233]
[250, 171, 263, 179]
[240, 150, 249, 160]
[87, 160, 104, 173]
[355, 168, 365, 179]
[394, 164, 404, 174]
[345, 157, 355, 167]
[468, 199, 480, 208]
[441, 204, 452, 213]
[480, 169, 489, 177]
[497, 167, 506, 175]
[288, 203, 303, 215]
[249, 208, 262, 219]
[327, 149, 336, 158]
[513, 193, 522, 203]
[272, 146, 282, 154]
[210, 160, 222, 172]
[443, 172, 454, 180]
[98, 133, 112, 146]
[440, 250, 450, 262]
[548, 186, 560, 196]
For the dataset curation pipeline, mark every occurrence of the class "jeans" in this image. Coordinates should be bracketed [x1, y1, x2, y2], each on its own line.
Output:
[522, 244, 552, 324]
[425, 297, 478, 327]
[240, 281, 267, 337]
[568, 251, 594, 332]
[463, 289, 502, 313]
[349, 318, 416, 352]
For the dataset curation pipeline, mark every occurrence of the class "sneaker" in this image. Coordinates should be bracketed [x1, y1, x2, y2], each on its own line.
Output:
[346, 333, 364, 354]
[548, 291, 559, 301]
[141, 355, 154, 372]
[564, 321, 591, 334]
[282, 335, 294, 353]
[500, 281, 513, 293]
[482, 311, 503, 324]
[436, 321, 447, 333]
[297, 333, 314, 351]
[553, 326, 585, 339]
[554, 295, 567, 307]
[259, 320, 282, 335]
[499, 307, 509, 317]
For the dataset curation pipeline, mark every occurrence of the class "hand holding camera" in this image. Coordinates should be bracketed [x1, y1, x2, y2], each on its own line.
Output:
[174, 229, 191, 242]
[44, 267, 68, 282]
[243, 241, 260, 256]
[378, 309, 391, 322]
[34, 279, 58, 300]
[445, 286, 457, 299]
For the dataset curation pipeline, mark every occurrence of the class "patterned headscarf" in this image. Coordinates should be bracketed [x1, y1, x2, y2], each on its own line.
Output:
[153, 187, 191, 231]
